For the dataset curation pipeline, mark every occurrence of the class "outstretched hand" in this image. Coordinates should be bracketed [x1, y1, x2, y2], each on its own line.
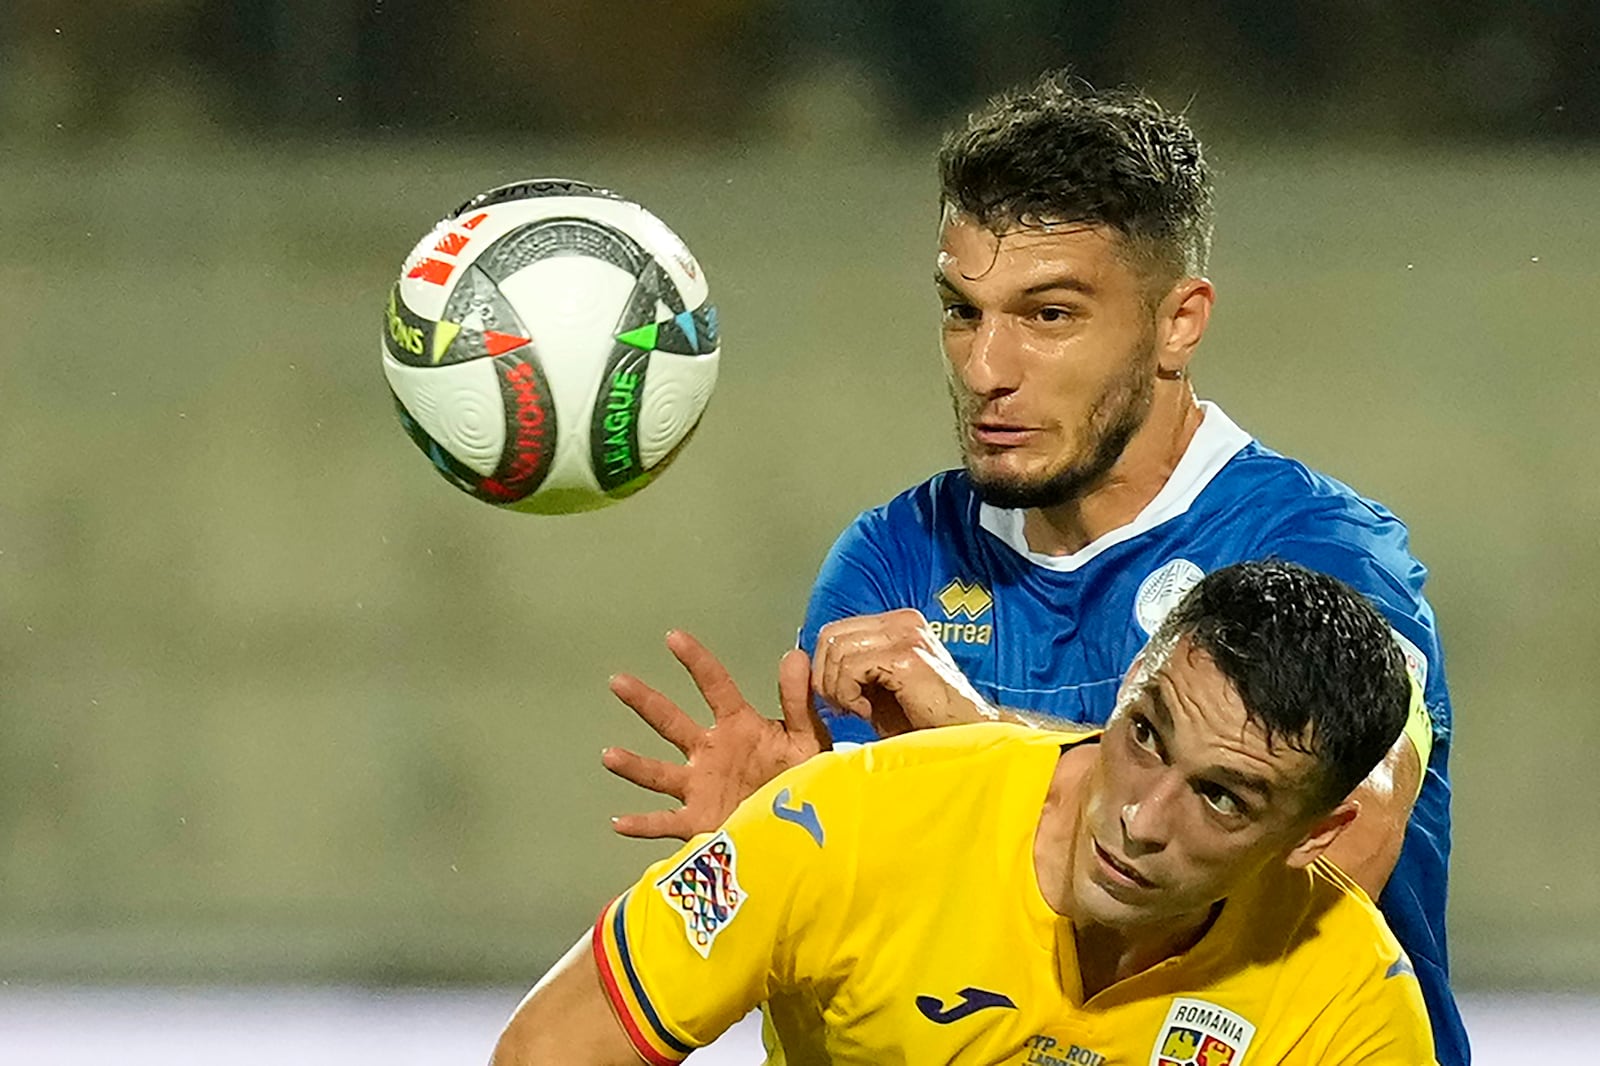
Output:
[602, 630, 829, 841]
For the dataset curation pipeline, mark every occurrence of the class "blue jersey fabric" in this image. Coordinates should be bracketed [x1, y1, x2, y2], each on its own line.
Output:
[798, 405, 1467, 1065]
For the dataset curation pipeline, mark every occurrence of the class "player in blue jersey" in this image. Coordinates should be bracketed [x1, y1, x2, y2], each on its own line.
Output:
[601, 73, 1466, 1064]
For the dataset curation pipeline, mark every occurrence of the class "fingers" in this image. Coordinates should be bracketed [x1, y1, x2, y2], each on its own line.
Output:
[603, 745, 693, 841]
[609, 673, 702, 754]
[601, 746, 689, 799]
[815, 628, 865, 717]
[813, 612, 927, 717]
[776, 648, 830, 754]
[609, 809, 694, 841]
[666, 630, 750, 722]
[810, 610, 989, 731]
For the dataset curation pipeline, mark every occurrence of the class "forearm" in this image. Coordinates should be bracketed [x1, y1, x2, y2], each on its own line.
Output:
[493, 935, 644, 1066]
[979, 703, 1100, 735]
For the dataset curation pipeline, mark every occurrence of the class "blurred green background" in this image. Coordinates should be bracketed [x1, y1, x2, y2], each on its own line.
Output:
[0, 1, 1596, 996]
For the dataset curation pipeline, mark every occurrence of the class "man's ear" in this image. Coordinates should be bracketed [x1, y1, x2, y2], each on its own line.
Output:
[1284, 799, 1359, 870]
[1155, 276, 1214, 378]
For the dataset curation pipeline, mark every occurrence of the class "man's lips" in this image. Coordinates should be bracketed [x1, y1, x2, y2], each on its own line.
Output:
[1093, 839, 1156, 890]
[968, 422, 1041, 447]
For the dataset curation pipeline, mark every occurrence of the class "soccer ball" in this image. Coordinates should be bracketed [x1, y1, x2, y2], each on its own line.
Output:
[382, 179, 720, 514]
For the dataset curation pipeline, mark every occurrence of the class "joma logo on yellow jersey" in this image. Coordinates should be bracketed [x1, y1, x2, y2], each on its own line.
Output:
[932, 579, 993, 645]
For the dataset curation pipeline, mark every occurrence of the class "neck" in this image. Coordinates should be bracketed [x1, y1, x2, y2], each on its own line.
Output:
[1034, 746, 1220, 1001]
[1072, 905, 1220, 1001]
[1021, 383, 1204, 556]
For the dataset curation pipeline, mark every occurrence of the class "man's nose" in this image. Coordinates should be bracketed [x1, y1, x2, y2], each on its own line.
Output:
[961, 315, 1020, 396]
[1120, 774, 1180, 854]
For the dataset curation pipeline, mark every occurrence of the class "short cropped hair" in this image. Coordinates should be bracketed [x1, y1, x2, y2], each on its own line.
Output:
[938, 71, 1214, 281]
[1152, 561, 1411, 811]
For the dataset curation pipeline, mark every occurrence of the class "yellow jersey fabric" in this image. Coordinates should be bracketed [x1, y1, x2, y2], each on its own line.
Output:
[593, 723, 1434, 1065]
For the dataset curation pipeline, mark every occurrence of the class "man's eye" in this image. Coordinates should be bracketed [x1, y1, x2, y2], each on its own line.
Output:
[941, 303, 979, 323]
[1201, 786, 1244, 817]
[1130, 715, 1158, 752]
[1035, 306, 1075, 323]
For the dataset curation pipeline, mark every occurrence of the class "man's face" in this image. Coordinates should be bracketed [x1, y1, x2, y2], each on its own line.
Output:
[1070, 634, 1328, 932]
[937, 212, 1163, 509]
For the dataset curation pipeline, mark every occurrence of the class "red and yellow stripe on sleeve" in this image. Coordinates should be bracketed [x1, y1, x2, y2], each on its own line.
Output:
[593, 891, 698, 1066]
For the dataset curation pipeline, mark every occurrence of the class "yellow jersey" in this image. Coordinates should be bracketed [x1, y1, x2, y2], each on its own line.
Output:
[593, 723, 1434, 1065]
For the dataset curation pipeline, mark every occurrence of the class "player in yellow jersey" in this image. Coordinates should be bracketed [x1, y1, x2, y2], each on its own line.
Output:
[492, 561, 1434, 1065]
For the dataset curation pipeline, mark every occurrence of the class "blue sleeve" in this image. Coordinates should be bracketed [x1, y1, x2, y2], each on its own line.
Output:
[797, 508, 916, 745]
[797, 511, 905, 655]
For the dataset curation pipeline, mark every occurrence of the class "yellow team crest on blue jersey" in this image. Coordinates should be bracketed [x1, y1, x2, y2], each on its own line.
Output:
[932, 579, 994, 646]
[936, 578, 993, 619]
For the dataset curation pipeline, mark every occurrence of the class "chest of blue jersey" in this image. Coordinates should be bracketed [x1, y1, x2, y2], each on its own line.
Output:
[919, 511, 1245, 723]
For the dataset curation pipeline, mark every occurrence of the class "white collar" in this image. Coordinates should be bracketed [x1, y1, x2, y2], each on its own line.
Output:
[976, 401, 1252, 572]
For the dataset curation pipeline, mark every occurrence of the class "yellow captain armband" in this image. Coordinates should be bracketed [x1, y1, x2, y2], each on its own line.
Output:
[1401, 672, 1433, 800]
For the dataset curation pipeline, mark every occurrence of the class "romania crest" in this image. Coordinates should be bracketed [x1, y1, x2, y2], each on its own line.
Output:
[1150, 997, 1256, 1066]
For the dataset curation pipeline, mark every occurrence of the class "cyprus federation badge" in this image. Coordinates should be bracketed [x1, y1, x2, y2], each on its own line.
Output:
[655, 830, 745, 958]
[1134, 559, 1205, 636]
[1150, 997, 1256, 1066]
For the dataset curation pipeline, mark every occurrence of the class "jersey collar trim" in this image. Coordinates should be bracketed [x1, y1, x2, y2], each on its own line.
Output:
[976, 401, 1252, 573]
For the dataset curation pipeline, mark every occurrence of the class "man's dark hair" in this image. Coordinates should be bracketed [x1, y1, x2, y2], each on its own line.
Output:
[1153, 560, 1412, 812]
[938, 71, 1214, 282]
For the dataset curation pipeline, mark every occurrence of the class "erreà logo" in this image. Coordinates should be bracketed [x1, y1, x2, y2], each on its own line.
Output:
[936, 579, 992, 620]
[1149, 997, 1255, 1066]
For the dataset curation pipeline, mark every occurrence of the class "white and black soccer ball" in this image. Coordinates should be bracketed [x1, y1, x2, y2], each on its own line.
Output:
[382, 179, 719, 514]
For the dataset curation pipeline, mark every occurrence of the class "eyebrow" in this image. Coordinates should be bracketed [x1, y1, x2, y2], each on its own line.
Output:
[1020, 274, 1097, 297]
[1142, 682, 1275, 800]
[933, 271, 1098, 299]
[1207, 765, 1274, 801]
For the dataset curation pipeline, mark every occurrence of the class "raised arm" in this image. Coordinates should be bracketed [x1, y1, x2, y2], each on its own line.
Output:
[492, 935, 643, 1066]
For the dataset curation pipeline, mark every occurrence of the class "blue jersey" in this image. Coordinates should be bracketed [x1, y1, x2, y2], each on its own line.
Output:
[799, 404, 1467, 1065]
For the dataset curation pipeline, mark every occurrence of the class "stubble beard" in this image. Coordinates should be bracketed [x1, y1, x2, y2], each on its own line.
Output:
[954, 338, 1159, 512]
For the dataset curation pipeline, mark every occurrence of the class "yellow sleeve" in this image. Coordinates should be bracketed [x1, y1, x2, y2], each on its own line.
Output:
[1282, 953, 1437, 1065]
[592, 751, 860, 1065]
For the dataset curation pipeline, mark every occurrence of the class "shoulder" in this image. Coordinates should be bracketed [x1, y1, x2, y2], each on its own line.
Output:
[1289, 861, 1436, 1058]
[1204, 439, 1451, 732]
[804, 471, 982, 628]
[1207, 442, 1430, 605]
[1306, 859, 1407, 956]
[1266, 859, 1420, 994]
[792, 721, 1069, 789]
[1213, 440, 1410, 538]
[1156, 406, 1421, 584]
[841, 469, 980, 543]
[768, 724, 1077, 846]
[1217, 860, 1427, 1035]
[711, 725, 1065, 925]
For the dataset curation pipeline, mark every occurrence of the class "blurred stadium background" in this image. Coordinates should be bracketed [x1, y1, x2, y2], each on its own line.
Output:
[1, 2, 1596, 1062]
